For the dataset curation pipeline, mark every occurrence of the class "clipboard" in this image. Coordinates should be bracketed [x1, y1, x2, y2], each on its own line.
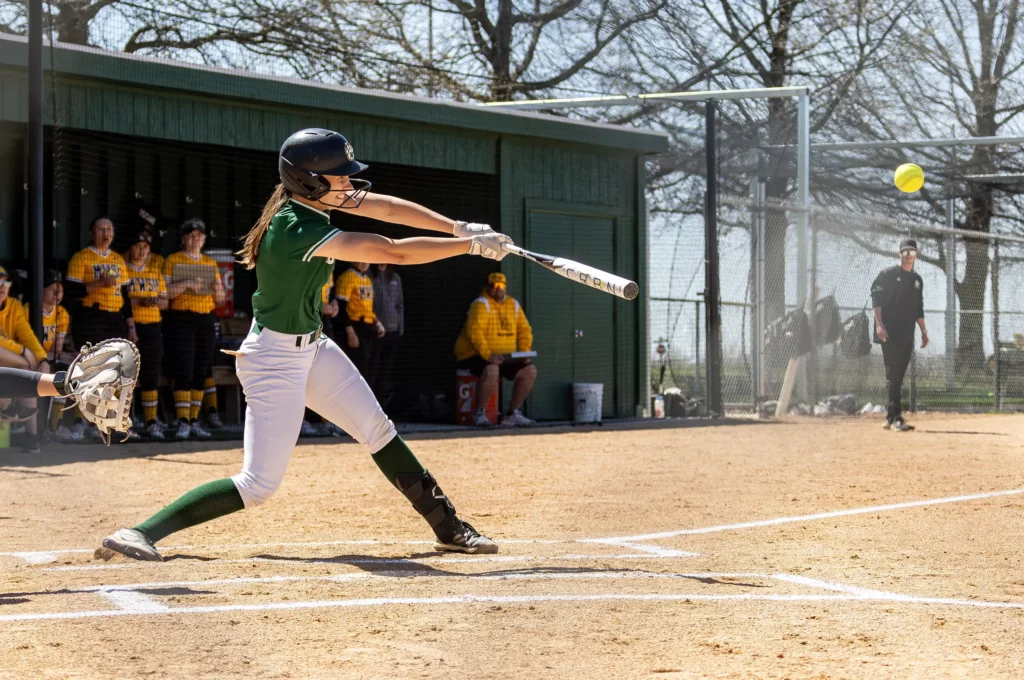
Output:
[171, 263, 217, 295]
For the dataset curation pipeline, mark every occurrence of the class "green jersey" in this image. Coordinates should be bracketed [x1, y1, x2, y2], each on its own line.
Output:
[252, 200, 339, 334]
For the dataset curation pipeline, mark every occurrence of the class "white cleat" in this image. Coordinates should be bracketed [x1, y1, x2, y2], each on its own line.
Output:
[500, 409, 535, 427]
[471, 410, 493, 428]
[146, 422, 166, 440]
[102, 528, 163, 562]
[300, 420, 318, 437]
[175, 420, 191, 440]
[190, 421, 212, 440]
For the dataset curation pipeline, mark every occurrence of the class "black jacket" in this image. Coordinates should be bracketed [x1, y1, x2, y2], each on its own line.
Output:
[870, 265, 924, 343]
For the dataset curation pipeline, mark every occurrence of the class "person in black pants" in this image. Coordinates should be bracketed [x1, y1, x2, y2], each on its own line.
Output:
[372, 263, 404, 409]
[871, 238, 929, 431]
[163, 219, 226, 441]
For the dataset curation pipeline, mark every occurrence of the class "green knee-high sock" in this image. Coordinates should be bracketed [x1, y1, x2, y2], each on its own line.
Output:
[134, 478, 245, 543]
[371, 435, 426, 485]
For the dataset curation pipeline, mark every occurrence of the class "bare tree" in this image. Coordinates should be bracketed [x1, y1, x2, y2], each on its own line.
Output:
[606, 0, 906, 322]
[825, 0, 1024, 372]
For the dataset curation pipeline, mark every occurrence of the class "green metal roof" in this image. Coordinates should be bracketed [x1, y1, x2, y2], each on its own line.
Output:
[0, 34, 667, 155]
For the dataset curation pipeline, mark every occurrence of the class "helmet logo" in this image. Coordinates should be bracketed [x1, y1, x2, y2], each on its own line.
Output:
[345, 142, 355, 162]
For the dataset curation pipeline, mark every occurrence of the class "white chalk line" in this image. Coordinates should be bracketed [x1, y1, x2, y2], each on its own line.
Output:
[64, 570, 770, 593]
[44, 552, 696, 573]
[0, 538, 568, 566]
[588, 487, 1024, 544]
[4, 588, 1023, 622]
[5, 486, 1019, 567]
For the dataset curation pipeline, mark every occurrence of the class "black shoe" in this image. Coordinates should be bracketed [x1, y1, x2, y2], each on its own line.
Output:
[891, 417, 915, 432]
[434, 518, 499, 554]
[21, 435, 40, 453]
[1, 403, 38, 422]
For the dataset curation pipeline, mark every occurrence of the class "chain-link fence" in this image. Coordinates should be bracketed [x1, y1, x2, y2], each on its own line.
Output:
[652, 195, 1024, 415]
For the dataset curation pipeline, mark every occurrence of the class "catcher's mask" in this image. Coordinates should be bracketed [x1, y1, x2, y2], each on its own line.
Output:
[279, 128, 371, 209]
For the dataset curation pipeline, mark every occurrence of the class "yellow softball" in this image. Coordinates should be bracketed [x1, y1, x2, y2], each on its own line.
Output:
[894, 163, 924, 193]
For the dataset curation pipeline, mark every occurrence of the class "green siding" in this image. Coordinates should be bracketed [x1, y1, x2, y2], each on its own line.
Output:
[0, 33, 661, 423]
[500, 137, 642, 419]
[21, 75, 498, 175]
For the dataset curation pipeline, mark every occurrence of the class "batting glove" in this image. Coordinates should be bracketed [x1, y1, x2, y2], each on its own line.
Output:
[453, 221, 495, 239]
[469, 233, 512, 261]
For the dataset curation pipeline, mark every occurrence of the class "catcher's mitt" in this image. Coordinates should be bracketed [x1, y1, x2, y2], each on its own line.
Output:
[59, 339, 140, 444]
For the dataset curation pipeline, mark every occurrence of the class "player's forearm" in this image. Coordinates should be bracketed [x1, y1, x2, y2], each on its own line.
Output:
[873, 306, 884, 326]
[358, 194, 457, 234]
[321, 232, 471, 265]
[0, 367, 55, 397]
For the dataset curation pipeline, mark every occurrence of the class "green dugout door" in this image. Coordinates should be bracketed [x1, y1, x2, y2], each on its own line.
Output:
[526, 209, 616, 420]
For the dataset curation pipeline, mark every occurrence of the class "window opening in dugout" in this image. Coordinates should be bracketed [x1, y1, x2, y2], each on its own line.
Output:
[45, 128, 501, 422]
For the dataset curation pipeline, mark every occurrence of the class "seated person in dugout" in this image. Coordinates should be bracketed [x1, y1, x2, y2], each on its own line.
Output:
[0, 264, 49, 447]
[454, 272, 536, 427]
[24, 270, 72, 439]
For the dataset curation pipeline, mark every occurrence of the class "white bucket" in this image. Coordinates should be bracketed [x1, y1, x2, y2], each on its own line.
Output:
[572, 383, 603, 423]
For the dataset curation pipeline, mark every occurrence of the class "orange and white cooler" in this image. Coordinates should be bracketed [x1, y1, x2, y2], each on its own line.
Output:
[206, 248, 235, 318]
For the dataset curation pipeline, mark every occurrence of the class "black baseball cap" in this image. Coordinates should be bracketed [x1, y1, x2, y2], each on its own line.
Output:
[43, 269, 62, 287]
[899, 238, 918, 253]
[181, 218, 207, 234]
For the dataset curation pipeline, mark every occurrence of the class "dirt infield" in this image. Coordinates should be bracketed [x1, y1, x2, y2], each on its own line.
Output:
[2, 414, 1024, 679]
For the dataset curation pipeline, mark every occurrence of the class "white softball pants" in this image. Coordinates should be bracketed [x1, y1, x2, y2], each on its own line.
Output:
[229, 324, 396, 508]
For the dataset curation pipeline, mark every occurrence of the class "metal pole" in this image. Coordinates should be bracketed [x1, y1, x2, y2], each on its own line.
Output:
[749, 152, 759, 413]
[994, 239, 1001, 411]
[704, 100, 723, 416]
[694, 300, 702, 398]
[910, 351, 917, 412]
[808, 216, 818, 404]
[757, 181, 766, 417]
[796, 92, 811, 307]
[945, 199, 956, 390]
[28, 0, 43, 341]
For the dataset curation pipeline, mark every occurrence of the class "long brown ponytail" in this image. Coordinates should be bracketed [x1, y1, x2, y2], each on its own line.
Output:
[237, 184, 288, 269]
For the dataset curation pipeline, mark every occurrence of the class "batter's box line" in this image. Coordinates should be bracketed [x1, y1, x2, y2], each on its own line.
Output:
[3, 571, 1024, 623]
[582, 487, 1024, 546]
[44, 551, 700, 573]
[0, 538, 571, 566]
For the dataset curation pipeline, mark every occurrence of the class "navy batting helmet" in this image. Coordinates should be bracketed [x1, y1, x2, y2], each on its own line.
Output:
[279, 128, 370, 208]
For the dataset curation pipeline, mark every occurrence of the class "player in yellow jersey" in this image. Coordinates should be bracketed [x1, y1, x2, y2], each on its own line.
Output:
[24, 270, 73, 441]
[66, 217, 136, 348]
[455, 272, 536, 427]
[125, 230, 169, 440]
[163, 218, 226, 441]
[0, 265, 49, 449]
[336, 262, 385, 382]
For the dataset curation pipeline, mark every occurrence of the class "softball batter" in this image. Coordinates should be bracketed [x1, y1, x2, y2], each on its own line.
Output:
[102, 128, 511, 560]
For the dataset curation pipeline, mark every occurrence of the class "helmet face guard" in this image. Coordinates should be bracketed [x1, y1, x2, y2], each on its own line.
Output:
[317, 178, 372, 209]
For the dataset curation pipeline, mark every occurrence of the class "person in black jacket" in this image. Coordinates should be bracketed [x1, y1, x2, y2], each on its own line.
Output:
[870, 238, 929, 431]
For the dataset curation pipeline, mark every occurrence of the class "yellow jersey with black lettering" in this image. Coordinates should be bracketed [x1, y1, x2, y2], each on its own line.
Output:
[335, 268, 375, 323]
[66, 246, 127, 312]
[25, 303, 70, 356]
[163, 251, 221, 314]
[125, 256, 168, 324]
[0, 299, 46, 362]
[454, 293, 533, 361]
[321, 281, 332, 305]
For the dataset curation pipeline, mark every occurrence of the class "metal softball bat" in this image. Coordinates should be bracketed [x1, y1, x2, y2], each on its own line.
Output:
[504, 244, 639, 300]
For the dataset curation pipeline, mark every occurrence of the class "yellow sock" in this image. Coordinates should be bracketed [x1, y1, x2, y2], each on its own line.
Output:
[190, 389, 203, 421]
[49, 397, 66, 431]
[173, 390, 191, 422]
[203, 377, 217, 413]
[141, 390, 159, 424]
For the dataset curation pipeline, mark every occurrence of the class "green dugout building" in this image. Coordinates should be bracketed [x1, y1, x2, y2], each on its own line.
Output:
[0, 34, 667, 422]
